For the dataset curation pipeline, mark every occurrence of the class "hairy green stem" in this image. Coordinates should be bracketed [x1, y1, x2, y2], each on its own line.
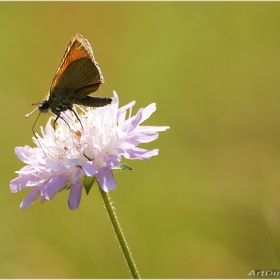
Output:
[99, 187, 141, 279]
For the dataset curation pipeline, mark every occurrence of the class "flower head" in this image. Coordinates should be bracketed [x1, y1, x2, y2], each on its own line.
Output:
[10, 92, 169, 210]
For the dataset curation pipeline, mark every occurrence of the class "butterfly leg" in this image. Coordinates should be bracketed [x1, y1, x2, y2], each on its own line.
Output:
[70, 108, 84, 132]
[53, 113, 71, 131]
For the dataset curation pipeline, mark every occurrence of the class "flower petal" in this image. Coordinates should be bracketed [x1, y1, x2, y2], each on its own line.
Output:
[15, 146, 33, 162]
[82, 161, 97, 176]
[125, 147, 159, 160]
[20, 184, 44, 209]
[41, 174, 70, 200]
[126, 131, 159, 146]
[111, 90, 119, 112]
[96, 167, 116, 192]
[105, 154, 121, 168]
[140, 103, 157, 123]
[10, 175, 38, 193]
[126, 108, 143, 134]
[68, 170, 83, 210]
[117, 100, 136, 127]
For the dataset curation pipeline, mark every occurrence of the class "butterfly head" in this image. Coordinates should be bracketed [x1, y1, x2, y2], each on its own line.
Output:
[38, 100, 50, 113]
[25, 99, 50, 118]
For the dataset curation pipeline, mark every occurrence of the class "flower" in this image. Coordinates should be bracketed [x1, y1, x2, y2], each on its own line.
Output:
[10, 91, 170, 210]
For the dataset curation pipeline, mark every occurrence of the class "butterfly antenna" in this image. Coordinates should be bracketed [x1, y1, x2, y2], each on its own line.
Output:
[32, 111, 47, 158]
[25, 103, 39, 118]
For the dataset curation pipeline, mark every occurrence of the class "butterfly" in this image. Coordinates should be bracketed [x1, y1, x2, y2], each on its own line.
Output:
[26, 33, 112, 129]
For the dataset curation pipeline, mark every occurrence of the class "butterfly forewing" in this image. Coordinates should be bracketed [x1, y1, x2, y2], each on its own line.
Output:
[53, 57, 102, 96]
[50, 34, 104, 96]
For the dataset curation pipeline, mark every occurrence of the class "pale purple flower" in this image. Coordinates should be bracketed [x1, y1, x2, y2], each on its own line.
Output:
[10, 91, 169, 210]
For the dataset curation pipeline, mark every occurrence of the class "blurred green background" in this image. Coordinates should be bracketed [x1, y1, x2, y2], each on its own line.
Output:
[2, 2, 280, 278]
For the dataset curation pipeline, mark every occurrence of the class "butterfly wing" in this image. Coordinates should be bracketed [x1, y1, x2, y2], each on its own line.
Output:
[49, 33, 104, 97]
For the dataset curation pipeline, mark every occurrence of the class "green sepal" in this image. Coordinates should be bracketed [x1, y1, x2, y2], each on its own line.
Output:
[111, 163, 133, 175]
[83, 176, 96, 195]
[120, 163, 133, 171]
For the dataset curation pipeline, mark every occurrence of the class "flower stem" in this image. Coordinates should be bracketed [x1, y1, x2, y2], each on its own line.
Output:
[99, 187, 141, 279]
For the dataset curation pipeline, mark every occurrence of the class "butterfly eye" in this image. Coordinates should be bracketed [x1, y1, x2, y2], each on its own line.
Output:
[38, 100, 50, 113]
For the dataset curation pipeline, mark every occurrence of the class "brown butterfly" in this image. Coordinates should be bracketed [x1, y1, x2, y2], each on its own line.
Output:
[26, 33, 112, 129]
